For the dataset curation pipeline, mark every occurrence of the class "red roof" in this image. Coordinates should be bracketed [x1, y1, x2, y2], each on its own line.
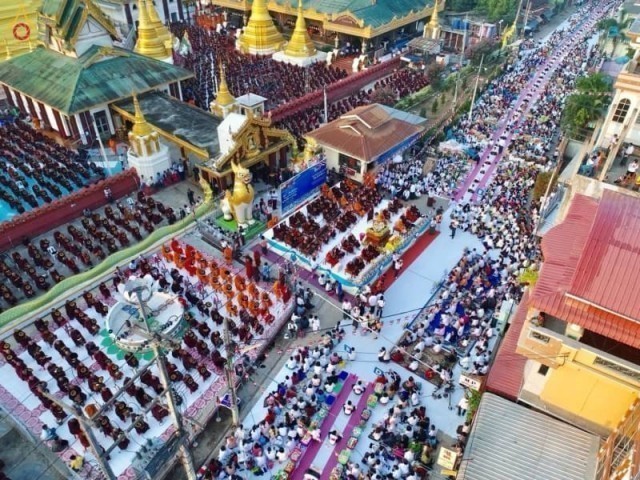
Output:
[569, 190, 640, 321]
[531, 191, 640, 348]
[306, 104, 424, 162]
[485, 292, 530, 401]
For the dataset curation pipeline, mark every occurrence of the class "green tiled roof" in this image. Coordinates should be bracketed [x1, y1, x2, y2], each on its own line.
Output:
[277, 0, 435, 29]
[0, 46, 194, 115]
[40, 0, 119, 42]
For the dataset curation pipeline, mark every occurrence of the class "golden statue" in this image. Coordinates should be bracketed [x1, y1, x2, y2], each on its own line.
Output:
[220, 159, 256, 228]
[199, 175, 214, 204]
[366, 210, 391, 247]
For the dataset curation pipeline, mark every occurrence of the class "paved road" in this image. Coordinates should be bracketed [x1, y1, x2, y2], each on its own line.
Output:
[454, 2, 614, 203]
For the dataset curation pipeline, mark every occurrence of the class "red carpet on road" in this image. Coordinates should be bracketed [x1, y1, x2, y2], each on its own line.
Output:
[377, 230, 440, 292]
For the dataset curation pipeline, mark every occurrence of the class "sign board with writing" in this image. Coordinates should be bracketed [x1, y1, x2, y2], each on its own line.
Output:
[280, 161, 327, 214]
[459, 373, 483, 391]
[437, 447, 458, 470]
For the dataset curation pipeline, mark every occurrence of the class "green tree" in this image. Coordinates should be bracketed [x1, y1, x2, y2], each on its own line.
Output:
[465, 39, 498, 65]
[425, 63, 445, 90]
[561, 73, 612, 137]
[477, 0, 517, 24]
[370, 85, 397, 106]
[431, 97, 439, 114]
[450, 0, 478, 12]
[597, 17, 632, 54]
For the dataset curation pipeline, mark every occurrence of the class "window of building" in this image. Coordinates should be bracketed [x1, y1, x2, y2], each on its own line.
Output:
[338, 153, 360, 173]
[612, 99, 631, 123]
[529, 330, 550, 344]
[538, 364, 549, 376]
[93, 111, 111, 137]
[593, 356, 640, 382]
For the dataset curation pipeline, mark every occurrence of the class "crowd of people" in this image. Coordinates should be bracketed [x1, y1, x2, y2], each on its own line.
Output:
[375, 149, 471, 201]
[194, 2, 619, 477]
[196, 329, 346, 479]
[0, 192, 177, 309]
[170, 23, 348, 111]
[396, 0, 611, 389]
[0, 119, 102, 214]
[275, 90, 371, 146]
[274, 66, 432, 146]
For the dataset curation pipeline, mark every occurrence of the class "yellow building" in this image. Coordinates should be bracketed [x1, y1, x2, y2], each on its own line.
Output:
[0, 0, 41, 59]
[214, 0, 442, 53]
[488, 189, 640, 437]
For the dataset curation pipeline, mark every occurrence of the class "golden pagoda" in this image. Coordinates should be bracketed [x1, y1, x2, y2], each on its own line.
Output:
[423, 0, 441, 40]
[238, 0, 284, 55]
[424, 0, 442, 40]
[131, 93, 153, 138]
[284, 0, 316, 58]
[210, 63, 237, 118]
[128, 93, 171, 178]
[429, 0, 440, 29]
[146, 0, 172, 53]
[134, 0, 170, 61]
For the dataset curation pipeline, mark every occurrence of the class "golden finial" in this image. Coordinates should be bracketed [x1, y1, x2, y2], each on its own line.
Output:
[284, 0, 316, 57]
[238, 0, 284, 54]
[131, 93, 153, 137]
[216, 63, 235, 107]
[134, 0, 169, 59]
[429, 0, 440, 28]
[146, 0, 172, 51]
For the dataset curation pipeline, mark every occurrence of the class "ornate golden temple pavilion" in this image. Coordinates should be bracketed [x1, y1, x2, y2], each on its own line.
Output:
[219, 0, 441, 52]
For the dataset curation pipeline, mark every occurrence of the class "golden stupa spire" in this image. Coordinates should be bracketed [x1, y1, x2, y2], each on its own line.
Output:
[131, 94, 153, 137]
[216, 63, 236, 106]
[146, 0, 172, 51]
[284, 0, 316, 57]
[238, 0, 284, 55]
[429, 0, 440, 28]
[134, 0, 169, 59]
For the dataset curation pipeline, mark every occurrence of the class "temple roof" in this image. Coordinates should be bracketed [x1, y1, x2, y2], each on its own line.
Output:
[306, 104, 424, 163]
[275, 0, 436, 30]
[0, 45, 193, 115]
[39, 0, 119, 44]
[113, 91, 221, 158]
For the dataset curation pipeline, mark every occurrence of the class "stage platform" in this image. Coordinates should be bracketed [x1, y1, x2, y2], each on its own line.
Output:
[262, 186, 433, 294]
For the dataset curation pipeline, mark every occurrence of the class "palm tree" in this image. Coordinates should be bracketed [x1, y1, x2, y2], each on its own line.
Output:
[561, 73, 612, 138]
[597, 17, 632, 55]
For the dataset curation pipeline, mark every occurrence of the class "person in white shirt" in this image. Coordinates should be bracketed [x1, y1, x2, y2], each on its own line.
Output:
[343, 400, 355, 415]
[352, 380, 365, 395]
[310, 316, 320, 332]
[375, 295, 385, 318]
[368, 293, 378, 314]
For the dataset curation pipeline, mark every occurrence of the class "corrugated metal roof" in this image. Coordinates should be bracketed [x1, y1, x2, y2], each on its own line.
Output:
[113, 91, 221, 157]
[531, 192, 640, 348]
[0, 46, 193, 115]
[485, 292, 529, 401]
[306, 104, 424, 162]
[283, 0, 436, 29]
[378, 104, 428, 126]
[457, 393, 600, 480]
[569, 190, 640, 322]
